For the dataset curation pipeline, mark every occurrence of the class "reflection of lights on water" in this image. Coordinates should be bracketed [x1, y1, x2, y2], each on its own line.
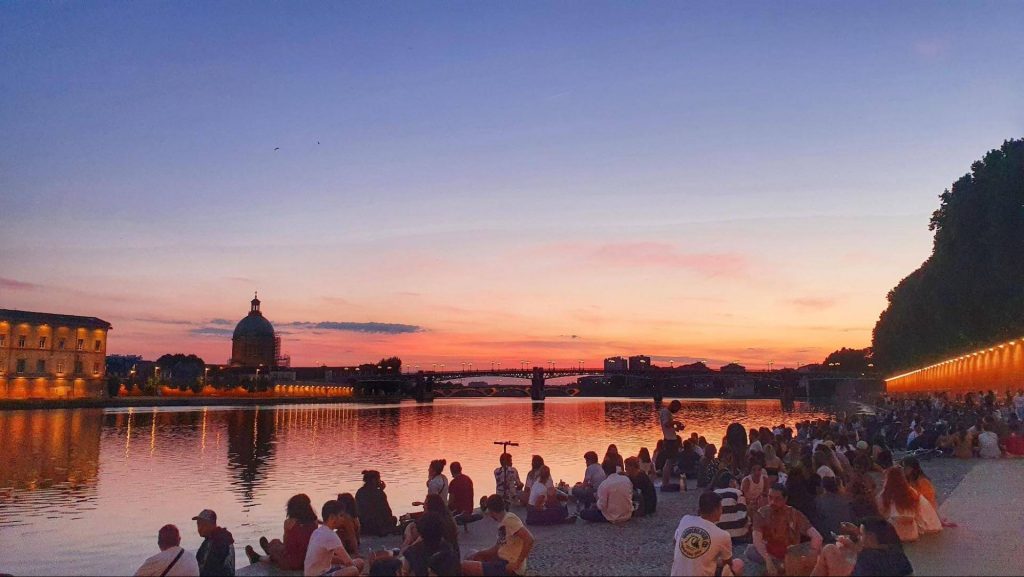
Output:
[124, 408, 134, 458]
[149, 408, 157, 456]
[201, 407, 208, 452]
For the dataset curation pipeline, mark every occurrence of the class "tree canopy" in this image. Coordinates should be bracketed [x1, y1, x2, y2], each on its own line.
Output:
[155, 353, 207, 388]
[872, 139, 1024, 372]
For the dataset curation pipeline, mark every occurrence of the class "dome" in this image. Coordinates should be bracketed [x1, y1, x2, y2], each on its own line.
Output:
[233, 313, 275, 339]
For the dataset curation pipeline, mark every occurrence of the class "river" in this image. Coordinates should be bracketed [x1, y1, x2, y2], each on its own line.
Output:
[0, 397, 833, 575]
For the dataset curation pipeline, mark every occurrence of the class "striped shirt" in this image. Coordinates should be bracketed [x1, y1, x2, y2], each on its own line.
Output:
[714, 488, 750, 540]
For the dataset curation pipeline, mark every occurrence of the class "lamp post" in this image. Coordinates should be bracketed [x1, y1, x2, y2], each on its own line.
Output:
[669, 359, 674, 369]
[204, 367, 210, 387]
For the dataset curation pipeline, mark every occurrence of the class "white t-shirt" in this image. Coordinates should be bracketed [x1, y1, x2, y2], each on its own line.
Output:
[134, 547, 200, 577]
[305, 525, 345, 577]
[528, 480, 549, 507]
[672, 515, 734, 577]
[660, 407, 679, 441]
[978, 431, 1001, 458]
[427, 473, 449, 503]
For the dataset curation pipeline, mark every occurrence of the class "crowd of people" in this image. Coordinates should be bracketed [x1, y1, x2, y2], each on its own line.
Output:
[130, 391, 1023, 577]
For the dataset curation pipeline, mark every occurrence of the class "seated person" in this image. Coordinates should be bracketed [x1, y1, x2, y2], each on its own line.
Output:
[134, 524, 201, 577]
[402, 494, 459, 557]
[571, 451, 606, 510]
[713, 472, 750, 543]
[403, 513, 457, 577]
[525, 465, 573, 525]
[625, 456, 657, 516]
[580, 463, 633, 524]
[847, 517, 913, 577]
[748, 484, 822, 577]
[245, 494, 318, 571]
[356, 470, 398, 537]
[671, 492, 744, 577]
[448, 462, 478, 520]
[304, 500, 365, 577]
[493, 453, 524, 508]
[462, 494, 535, 577]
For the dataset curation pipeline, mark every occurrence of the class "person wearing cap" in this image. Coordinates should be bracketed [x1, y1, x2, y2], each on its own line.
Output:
[134, 524, 201, 577]
[192, 510, 235, 577]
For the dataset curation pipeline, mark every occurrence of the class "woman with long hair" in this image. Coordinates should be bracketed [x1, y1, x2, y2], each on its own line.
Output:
[335, 492, 361, 557]
[877, 467, 940, 542]
[901, 457, 937, 510]
[603, 444, 624, 472]
[356, 470, 398, 537]
[637, 447, 655, 481]
[526, 465, 573, 525]
[245, 493, 318, 570]
[521, 455, 545, 506]
[403, 493, 460, 556]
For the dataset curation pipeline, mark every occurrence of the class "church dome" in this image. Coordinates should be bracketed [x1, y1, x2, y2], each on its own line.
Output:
[230, 293, 277, 368]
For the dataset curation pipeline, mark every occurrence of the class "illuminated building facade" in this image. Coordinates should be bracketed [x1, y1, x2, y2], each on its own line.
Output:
[230, 293, 278, 368]
[0, 309, 112, 399]
[885, 337, 1024, 394]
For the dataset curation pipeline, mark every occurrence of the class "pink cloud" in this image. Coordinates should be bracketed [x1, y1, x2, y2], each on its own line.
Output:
[788, 297, 839, 310]
[541, 242, 748, 277]
[0, 277, 40, 290]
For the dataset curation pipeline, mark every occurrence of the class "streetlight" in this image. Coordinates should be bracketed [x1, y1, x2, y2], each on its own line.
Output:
[669, 359, 674, 369]
[491, 361, 495, 372]
[468, 362, 473, 372]
[204, 367, 210, 386]
[432, 363, 437, 371]
[461, 362, 466, 372]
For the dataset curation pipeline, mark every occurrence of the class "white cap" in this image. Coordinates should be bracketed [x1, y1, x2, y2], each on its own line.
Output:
[816, 466, 836, 478]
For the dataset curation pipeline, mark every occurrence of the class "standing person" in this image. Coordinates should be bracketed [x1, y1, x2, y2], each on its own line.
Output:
[494, 453, 524, 508]
[304, 500, 364, 577]
[671, 492, 745, 577]
[426, 459, 450, 504]
[660, 400, 685, 490]
[244, 493, 319, 570]
[625, 456, 657, 516]
[580, 462, 634, 524]
[356, 470, 398, 537]
[750, 485, 822, 577]
[571, 451, 606, 510]
[134, 525, 201, 577]
[461, 494, 535, 577]
[191, 510, 235, 577]
[448, 461, 475, 517]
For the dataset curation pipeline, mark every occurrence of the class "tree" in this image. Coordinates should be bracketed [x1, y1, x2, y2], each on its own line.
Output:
[873, 139, 1024, 372]
[821, 347, 873, 373]
[155, 354, 207, 389]
[378, 357, 402, 372]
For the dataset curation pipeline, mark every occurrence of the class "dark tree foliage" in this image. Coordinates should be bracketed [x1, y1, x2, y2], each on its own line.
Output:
[155, 353, 207, 389]
[873, 139, 1024, 372]
[378, 356, 402, 371]
[821, 347, 873, 373]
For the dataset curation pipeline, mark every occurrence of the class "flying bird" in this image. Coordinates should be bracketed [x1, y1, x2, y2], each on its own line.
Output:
[274, 147, 280, 151]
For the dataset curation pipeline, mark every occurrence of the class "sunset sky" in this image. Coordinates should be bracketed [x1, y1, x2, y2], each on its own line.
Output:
[2, 2, 1022, 368]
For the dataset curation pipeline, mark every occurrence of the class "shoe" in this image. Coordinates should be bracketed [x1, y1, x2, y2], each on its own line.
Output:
[245, 545, 261, 565]
[259, 536, 270, 555]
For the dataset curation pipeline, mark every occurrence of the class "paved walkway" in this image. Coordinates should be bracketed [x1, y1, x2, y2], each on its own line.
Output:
[905, 459, 1024, 576]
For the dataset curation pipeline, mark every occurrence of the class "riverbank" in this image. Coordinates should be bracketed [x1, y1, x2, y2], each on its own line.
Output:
[0, 394, 404, 411]
[238, 456, 987, 577]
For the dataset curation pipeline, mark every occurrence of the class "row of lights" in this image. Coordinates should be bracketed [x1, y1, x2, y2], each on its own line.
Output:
[886, 338, 1022, 382]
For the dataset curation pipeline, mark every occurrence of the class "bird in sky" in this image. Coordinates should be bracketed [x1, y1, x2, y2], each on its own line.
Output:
[274, 147, 280, 151]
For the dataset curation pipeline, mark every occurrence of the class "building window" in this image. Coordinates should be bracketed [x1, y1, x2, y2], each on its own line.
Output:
[57, 361, 65, 374]
[94, 339, 102, 352]
[76, 339, 84, 351]
[92, 362, 100, 375]
[37, 359, 46, 373]
[74, 361, 83, 374]
[39, 337, 47, 349]
[0, 335, 5, 347]
[16, 358, 26, 373]
[18, 335, 26, 348]
[58, 338, 65, 350]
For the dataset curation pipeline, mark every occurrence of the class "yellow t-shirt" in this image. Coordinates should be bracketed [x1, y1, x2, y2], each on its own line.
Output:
[496, 512, 527, 574]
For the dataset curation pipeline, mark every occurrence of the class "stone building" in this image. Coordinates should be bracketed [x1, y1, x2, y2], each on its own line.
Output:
[230, 293, 277, 368]
[0, 309, 111, 399]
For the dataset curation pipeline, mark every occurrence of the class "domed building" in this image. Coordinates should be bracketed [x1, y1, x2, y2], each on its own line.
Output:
[230, 293, 277, 368]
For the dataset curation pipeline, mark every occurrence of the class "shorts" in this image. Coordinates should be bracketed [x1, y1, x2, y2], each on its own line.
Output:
[663, 438, 680, 458]
[482, 559, 511, 577]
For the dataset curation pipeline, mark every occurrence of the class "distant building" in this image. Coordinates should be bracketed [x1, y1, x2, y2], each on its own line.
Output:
[230, 293, 278, 368]
[628, 355, 651, 372]
[0, 309, 112, 399]
[604, 356, 627, 373]
[720, 362, 746, 373]
[679, 361, 713, 373]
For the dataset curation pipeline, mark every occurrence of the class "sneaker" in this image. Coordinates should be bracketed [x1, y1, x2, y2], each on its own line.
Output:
[245, 545, 261, 565]
[259, 536, 270, 555]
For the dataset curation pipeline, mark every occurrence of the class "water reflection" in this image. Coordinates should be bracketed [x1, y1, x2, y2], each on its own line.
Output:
[0, 398, 831, 575]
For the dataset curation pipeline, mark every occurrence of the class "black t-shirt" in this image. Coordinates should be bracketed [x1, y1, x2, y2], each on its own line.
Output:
[630, 473, 657, 515]
[404, 541, 454, 577]
[851, 546, 914, 577]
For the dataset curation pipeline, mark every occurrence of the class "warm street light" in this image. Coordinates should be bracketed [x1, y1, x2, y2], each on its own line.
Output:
[669, 360, 674, 369]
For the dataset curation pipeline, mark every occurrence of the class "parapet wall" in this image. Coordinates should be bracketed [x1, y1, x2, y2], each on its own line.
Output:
[885, 338, 1024, 393]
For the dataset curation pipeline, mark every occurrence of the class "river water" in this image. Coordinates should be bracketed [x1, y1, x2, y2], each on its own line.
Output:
[0, 398, 832, 575]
